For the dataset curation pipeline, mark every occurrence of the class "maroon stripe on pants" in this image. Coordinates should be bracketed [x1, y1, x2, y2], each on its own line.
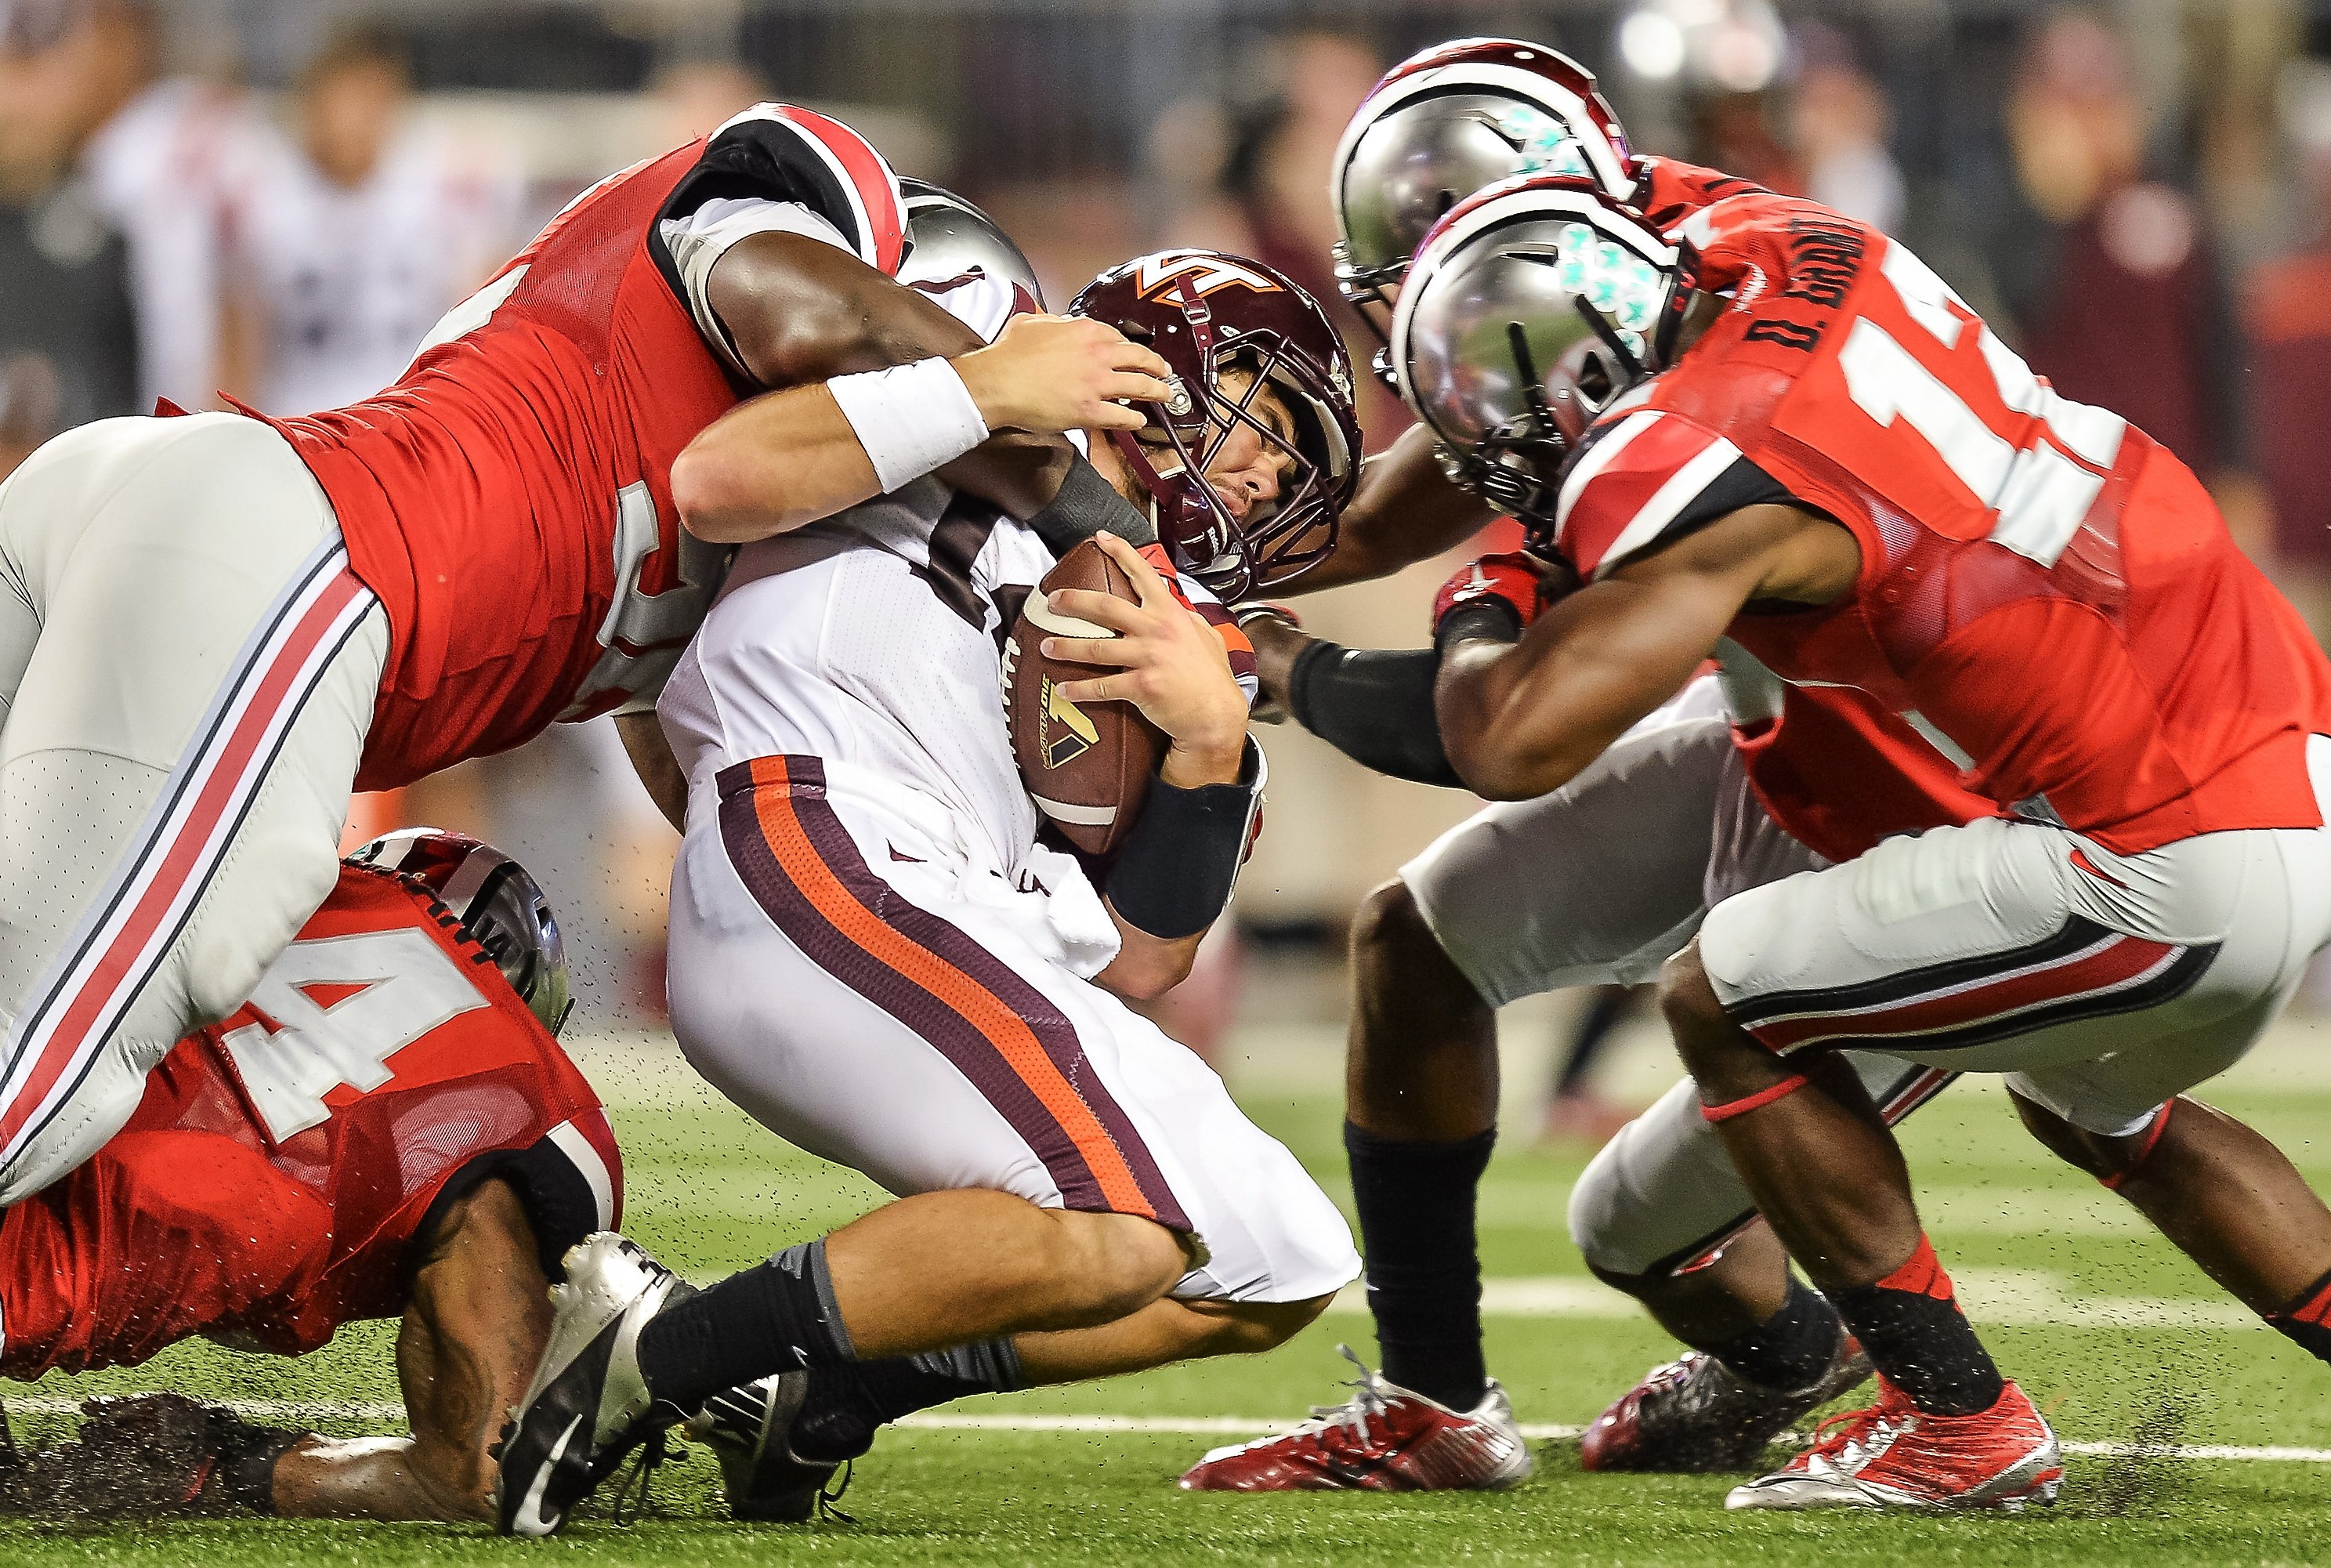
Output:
[716, 756, 1189, 1232]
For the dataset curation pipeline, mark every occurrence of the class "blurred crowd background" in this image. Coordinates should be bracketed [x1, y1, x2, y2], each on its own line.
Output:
[7, 0, 2331, 1117]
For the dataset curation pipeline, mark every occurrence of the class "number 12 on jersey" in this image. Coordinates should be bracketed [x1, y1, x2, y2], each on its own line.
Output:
[1836, 241, 2126, 570]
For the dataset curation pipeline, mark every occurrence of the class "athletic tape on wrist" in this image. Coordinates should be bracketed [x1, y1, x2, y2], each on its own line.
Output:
[827, 357, 990, 494]
[1106, 738, 1264, 939]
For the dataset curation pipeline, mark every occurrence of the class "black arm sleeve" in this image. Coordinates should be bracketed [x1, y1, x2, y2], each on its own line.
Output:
[1287, 640, 1466, 790]
[1022, 455, 1159, 552]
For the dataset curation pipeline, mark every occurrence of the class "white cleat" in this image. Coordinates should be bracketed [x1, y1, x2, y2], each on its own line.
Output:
[494, 1233, 693, 1536]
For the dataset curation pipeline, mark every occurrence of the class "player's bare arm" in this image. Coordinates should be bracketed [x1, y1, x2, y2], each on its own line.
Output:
[1044, 534, 1251, 998]
[1268, 425, 1493, 597]
[1435, 505, 1857, 801]
[268, 1180, 550, 1522]
[614, 712, 688, 831]
[674, 307, 1171, 544]
[673, 235, 1168, 543]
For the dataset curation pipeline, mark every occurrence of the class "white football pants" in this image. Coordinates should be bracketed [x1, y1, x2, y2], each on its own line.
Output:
[0, 414, 387, 1203]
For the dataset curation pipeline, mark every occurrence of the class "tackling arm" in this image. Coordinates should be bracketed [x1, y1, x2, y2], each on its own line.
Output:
[268, 1179, 551, 1522]
[1272, 425, 1494, 596]
[616, 712, 688, 832]
[1435, 505, 1851, 800]
[670, 235, 1169, 543]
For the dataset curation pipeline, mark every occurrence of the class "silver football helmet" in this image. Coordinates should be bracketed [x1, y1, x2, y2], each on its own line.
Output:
[897, 176, 1045, 309]
[1332, 38, 1638, 354]
[1390, 176, 1688, 525]
[348, 828, 574, 1036]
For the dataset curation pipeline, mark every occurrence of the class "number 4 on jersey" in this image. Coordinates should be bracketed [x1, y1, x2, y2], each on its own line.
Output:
[222, 928, 490, 1143]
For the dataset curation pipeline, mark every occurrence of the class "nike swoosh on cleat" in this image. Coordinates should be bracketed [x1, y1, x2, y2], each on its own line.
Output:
[508, 1414, 584, 1537]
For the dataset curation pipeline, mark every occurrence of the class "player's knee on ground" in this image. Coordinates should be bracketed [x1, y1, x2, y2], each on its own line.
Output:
[1041, 1208, 1196, 1324]
[2010, 1088, 2155, 1182]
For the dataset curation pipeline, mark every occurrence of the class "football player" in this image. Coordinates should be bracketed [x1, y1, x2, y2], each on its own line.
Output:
[490, 242, 1366, 1536]
[0, 103, 1177, 1211]
[1332, 172, 2331, 1511]
[1186, 38, 1991, 1492]
[0, 831, 619, 1523]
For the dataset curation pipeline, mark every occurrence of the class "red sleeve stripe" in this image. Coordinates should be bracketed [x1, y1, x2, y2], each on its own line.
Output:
[769, 105, 907, 276]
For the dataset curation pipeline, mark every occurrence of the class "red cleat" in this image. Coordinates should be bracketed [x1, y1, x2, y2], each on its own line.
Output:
[1178, 1348, 1533, 1492]
[1580, 1336, 1870, 1473]
[1725, 1379, 2062, 1511]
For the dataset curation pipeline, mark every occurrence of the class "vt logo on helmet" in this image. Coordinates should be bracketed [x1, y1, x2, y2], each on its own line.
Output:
[1070, 249, 1360, 600]
[1390, 174, 1693, 527]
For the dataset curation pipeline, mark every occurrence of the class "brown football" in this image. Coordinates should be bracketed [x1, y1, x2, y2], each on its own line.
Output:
[1003, 539, 1165, 854]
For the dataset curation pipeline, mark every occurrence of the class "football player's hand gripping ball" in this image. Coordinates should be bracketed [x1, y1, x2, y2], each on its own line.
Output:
[1042, 534, 1250, 786]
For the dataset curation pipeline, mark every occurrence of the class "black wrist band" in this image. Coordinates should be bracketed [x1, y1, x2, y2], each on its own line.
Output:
[1433, 599, 1523, 656]
[1287, 640, 1464, 789]
[1106, 740, 1262, 940]
[1024, 455, 1159, 554]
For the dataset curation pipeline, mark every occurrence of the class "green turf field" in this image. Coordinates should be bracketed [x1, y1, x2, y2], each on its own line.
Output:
[10, 1022, 2331, 1566]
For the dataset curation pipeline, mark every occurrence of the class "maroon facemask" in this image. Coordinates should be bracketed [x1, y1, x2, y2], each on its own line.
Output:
[1070, 250, 1362, 599]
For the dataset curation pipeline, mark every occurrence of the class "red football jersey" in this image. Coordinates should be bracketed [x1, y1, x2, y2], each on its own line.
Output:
[0, 864, 620, 1374]
[1632, 157, 1771, 230]
[246, 107, 906, 790]
[1552, 197, 2331, 856]
[1618, 165, 1992, 858]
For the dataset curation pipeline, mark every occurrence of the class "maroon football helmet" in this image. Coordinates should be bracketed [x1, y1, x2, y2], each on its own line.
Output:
[1069, 250, 1361, 599]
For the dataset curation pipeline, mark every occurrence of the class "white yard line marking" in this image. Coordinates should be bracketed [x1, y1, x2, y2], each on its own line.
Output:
[11, 1398, 2331, 1465]
[1319, 1269, 2264, 1330]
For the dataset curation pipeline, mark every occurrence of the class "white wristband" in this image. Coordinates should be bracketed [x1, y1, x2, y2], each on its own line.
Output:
[827, 357, 990, 494]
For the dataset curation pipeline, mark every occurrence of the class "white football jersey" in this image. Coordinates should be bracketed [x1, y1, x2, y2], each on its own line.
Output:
[659, 478, 1058, 885]
[658, 272, 1059, 884]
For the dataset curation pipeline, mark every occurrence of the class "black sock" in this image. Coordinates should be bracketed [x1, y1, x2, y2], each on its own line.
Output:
[2266, 1264, 2331, 1363]
[1829, 1235, 2004, 1417]
[1344, 1121, 1495, 1410]
[1701, 1275, 1844, 1392]
[792, 1339, 1024, 1463]
[637, 1240, 855, 1414]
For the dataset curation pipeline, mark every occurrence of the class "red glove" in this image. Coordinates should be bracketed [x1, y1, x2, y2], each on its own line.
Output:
[1432, 552, 1548, 643]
